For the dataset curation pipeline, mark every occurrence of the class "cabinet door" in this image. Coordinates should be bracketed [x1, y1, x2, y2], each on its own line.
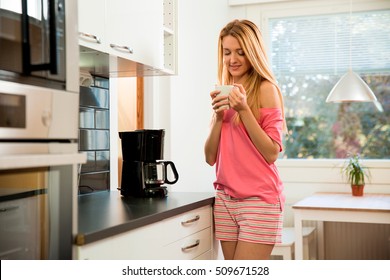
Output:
[78, 0, 107, 53]
[106, 0, 164, 68]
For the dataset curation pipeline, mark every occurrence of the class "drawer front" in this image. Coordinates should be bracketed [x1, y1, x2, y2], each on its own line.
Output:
[162, 227, 212, 260]
[163, 205, 211, 243]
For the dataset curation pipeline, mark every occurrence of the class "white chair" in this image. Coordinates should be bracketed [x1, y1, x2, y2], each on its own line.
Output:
[271, 227, 317, 260]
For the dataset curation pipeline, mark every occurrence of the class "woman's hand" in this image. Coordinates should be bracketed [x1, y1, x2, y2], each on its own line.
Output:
[229, 84, 250, 112]
[210, 89, 229, 116]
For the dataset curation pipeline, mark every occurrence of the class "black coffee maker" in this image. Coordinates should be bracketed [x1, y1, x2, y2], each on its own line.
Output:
[119, 129, 179, 198]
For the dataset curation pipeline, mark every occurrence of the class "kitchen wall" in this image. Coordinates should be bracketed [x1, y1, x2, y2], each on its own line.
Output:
[117, 77, 138, 187]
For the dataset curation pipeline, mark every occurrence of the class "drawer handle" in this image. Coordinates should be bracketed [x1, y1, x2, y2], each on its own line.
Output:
[110, 43, 134, 54]
[0, 205, 19, 213]
[79, 32, 101, 44]
[181, 215, 200, 225]
[181, 240, 200, 252]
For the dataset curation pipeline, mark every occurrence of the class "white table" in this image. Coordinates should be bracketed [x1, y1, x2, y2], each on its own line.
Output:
[292, 192, 390, 260]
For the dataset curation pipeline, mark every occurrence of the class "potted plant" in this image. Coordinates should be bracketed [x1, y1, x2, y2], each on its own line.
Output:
[342, 154, 370, 196]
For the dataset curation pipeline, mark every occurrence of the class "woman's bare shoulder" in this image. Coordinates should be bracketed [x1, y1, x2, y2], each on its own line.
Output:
[259, 80, 281, 108]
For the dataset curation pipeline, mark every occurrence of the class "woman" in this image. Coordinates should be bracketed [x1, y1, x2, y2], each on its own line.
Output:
[204, 19, 287, 260]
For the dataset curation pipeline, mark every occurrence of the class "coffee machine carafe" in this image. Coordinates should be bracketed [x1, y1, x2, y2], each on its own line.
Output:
[119, 129, 179, 197]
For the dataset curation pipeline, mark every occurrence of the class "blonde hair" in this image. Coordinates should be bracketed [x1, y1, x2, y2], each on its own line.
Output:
[217, 19, 287, 132]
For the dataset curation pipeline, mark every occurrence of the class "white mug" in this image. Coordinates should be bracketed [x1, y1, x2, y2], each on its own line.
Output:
[215, 85, 233, 110]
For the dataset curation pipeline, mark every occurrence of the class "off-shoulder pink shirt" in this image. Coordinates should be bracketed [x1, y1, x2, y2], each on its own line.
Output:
[214, 108, 285, 210]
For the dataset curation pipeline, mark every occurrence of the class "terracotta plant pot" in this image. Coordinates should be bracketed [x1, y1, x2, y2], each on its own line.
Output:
[351, 184, 364, 196]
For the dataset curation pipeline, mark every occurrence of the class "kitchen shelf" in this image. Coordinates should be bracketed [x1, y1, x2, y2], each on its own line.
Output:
[163, 0, 177, 74]
[164, 26, 174, 36]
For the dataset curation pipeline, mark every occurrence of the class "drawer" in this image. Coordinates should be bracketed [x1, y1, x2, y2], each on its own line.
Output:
[162, 205, 211, 243]
[162, 227, 212, 260]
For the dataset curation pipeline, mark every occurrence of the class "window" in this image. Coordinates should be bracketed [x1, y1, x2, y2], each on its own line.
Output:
[269, 9, 390, 159]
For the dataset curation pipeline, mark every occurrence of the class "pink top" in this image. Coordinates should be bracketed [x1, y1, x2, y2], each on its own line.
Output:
[214, 108, 285, 209]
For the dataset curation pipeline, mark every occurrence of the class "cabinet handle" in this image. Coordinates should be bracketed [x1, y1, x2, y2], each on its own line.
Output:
[181, 240, 200, 252]
[79, 32, 101, 44]
[0, 205, 19, 213]
[110, 43, 133, 54]
[181, 215, 200, 225]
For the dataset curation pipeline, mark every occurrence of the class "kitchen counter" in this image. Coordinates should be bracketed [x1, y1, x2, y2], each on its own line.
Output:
[76, 191, 215, 245]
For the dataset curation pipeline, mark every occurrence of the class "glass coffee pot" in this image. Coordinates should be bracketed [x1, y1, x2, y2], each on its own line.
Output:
[143, 161, 179, 187]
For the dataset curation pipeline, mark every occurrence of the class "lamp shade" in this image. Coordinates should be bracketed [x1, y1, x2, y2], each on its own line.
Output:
[326, 69, 377, 103]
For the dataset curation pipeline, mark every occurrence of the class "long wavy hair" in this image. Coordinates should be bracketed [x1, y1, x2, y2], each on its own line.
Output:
[217, 19, 287, 133]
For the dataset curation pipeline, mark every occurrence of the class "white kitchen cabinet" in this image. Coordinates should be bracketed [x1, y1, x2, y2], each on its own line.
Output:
[78, 0, 165, 71]
[78, 0, 107, 54]
[75, 205, 213, 260]
[106, 0, 163, 69]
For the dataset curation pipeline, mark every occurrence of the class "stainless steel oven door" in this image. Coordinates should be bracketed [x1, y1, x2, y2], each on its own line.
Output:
[0, 167, 48, 259]
[0, 142, 85, 260]
[0, 80, 78, 140]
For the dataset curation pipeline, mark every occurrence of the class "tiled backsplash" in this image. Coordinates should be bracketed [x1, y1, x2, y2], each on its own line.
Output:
[78, 76, 110, 195]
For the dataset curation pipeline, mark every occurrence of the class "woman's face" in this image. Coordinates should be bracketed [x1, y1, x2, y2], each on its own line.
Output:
[222, 35, 251, 84]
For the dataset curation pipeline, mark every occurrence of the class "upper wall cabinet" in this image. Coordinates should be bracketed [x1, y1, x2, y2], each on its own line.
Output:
[106, 0, 163, 69]
[78, 0, 175, 74]
[78, 0, 107, 54]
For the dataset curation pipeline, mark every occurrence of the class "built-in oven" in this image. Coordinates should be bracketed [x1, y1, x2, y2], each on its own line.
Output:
[0, 78, 83, 261]
[0, 0, 78, 92]
[0, 80, 85, 259]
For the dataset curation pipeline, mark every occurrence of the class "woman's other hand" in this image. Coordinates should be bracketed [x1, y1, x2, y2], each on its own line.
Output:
[229, 84, 250, 112]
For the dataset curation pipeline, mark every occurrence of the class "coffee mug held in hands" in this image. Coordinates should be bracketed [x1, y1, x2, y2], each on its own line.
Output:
[215, 85, 234, 110]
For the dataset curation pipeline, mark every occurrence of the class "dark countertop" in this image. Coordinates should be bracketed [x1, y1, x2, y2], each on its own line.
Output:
[76, 191, 215, 245]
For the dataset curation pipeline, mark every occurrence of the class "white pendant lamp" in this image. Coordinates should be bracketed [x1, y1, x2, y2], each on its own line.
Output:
[325, 0, 382, 111]
[326, 69, 377, 103]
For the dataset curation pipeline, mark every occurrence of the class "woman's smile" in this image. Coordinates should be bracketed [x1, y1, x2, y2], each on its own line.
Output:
[229, 64, 241, 71]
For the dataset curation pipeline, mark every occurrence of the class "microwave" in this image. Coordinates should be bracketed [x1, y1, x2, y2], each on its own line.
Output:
[0, 0, 75, 91]
[0, 0, 79, 140]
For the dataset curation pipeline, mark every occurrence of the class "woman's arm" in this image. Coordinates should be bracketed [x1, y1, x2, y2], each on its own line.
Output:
[230, 82, 281, 164]
[204, 89, 228, 166]
[204, 112, 223, 166]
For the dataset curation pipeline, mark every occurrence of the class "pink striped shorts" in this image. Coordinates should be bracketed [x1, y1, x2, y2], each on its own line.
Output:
[214, 189, 283, 244]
